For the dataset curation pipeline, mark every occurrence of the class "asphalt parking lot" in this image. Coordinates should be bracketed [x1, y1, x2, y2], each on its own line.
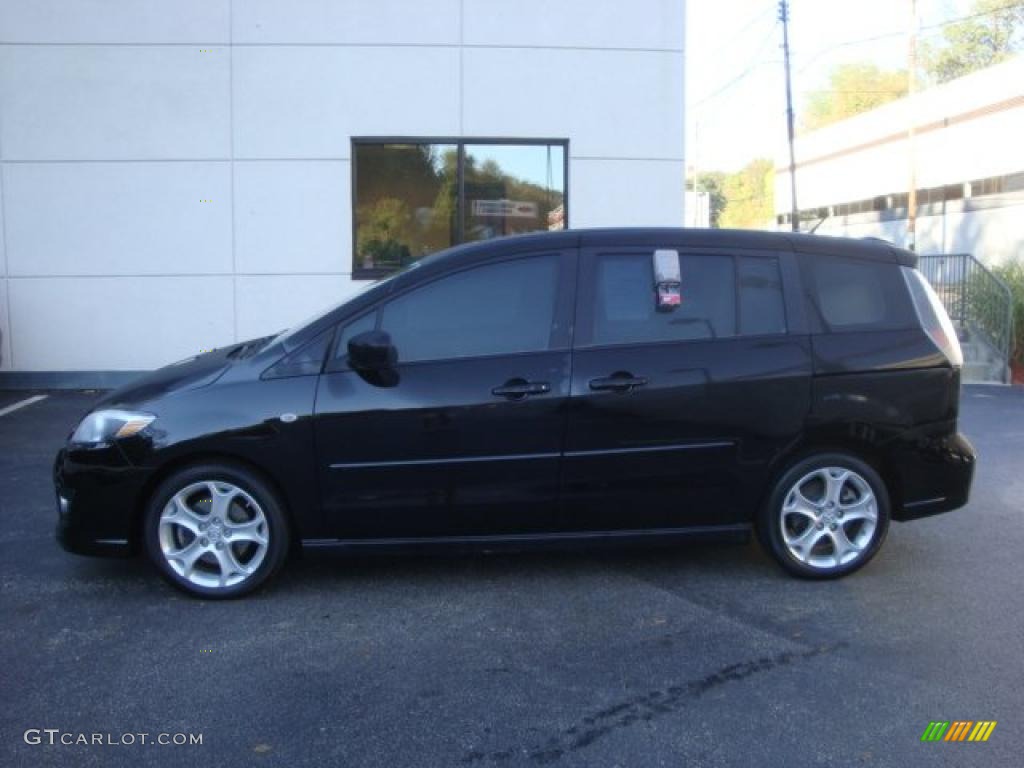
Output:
[1, 387, 1022, 767]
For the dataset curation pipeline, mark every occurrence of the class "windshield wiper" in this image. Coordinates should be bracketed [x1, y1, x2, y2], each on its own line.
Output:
[226, 335, 274, 360]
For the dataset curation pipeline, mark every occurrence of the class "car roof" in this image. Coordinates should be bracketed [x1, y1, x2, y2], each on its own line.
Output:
[404, 227, 915, 281]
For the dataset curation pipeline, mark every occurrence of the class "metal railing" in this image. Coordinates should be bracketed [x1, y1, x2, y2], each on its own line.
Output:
[918, 253, 1014, 381]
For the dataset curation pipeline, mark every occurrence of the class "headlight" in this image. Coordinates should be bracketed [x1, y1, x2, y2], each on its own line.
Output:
[71, 409, 156, 444]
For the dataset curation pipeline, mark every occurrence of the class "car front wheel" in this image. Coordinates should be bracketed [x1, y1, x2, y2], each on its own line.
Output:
[759, 453, 890, 579]
[143, 463, 289, 598]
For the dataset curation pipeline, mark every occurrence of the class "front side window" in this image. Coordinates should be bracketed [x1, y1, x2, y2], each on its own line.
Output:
[379, 255, 561, 364]
[263, 329, 334, 379]
[586, 251, 786, 347]
[353, 140, 566, 277]
[329, 311, 377, 366]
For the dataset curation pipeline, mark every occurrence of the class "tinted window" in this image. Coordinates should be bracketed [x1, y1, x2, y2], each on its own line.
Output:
[264, 329, 332, 379]
[738, 256, 786, 335]
[805, 255, 915, 331]
[330, 311, 377, 365]
[380, 255, 560, 363]
[590, 252, 736, 346]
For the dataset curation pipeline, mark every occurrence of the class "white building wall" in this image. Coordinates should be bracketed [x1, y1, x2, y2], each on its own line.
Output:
[0, 0, 686, 373]
[806, 206, 1022, 265]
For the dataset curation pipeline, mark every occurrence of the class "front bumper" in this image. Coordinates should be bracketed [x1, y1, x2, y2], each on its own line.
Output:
[891, 431, 976, 521]
[54, 445, 152, 557]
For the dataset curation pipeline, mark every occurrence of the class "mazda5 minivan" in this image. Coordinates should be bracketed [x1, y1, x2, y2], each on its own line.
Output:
[55, 229, 975, 598]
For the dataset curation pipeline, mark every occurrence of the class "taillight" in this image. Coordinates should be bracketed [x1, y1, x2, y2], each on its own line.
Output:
[901, 266, 963, 367]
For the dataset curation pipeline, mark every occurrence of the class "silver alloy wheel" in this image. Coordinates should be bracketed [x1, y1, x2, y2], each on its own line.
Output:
[779, 466, 878, 569]
[158, 481, 269, 589]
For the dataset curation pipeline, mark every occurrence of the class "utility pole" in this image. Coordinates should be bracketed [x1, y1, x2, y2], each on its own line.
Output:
[907, 0, 918, 251]
[691, 119, 701, 227]
[779, 0, 799, 232]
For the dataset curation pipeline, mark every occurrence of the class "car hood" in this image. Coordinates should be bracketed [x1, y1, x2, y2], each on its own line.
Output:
[97, 338, 270, 409]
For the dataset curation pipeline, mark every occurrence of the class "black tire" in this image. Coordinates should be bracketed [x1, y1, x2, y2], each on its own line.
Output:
[143, 462, 290, 598]
[757, 452, 890, 579]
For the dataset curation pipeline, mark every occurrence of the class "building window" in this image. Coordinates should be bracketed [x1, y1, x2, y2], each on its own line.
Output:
[352, 139, 567, 278]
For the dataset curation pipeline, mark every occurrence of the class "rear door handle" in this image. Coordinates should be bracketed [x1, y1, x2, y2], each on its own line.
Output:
[492, 379, 551, 400]
[589, 373, 649, 392]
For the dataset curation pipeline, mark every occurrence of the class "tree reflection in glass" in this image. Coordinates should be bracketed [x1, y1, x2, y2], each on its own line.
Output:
[355, 144, 457, 273]
[462, 144, 566, 243]
[354, 142, 566, 276]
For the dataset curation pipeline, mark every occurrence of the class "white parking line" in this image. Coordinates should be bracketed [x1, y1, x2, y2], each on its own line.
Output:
[0, 394, 48, 418]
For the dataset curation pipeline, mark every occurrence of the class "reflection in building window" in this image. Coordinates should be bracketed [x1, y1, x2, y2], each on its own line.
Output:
[353, 140, 566, 277]
[354, 143, 457, 274]
[462, 144, 566, 243]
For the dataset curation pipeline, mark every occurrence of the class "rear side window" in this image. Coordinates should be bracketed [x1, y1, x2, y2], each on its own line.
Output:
[587, 251, 786, 346]
[803, 254, 915, 332]
[738, 256, 787, 336]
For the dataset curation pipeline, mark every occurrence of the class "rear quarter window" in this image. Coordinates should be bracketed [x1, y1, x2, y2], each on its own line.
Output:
[802, 254, 915, 332]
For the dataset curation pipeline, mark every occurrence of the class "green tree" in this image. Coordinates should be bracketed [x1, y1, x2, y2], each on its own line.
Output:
[802, 62, 908, 132]
[923, 0, 1024, 83]
[992, 258, 1024, 366]
[688, 172, 727, 228]
[719, 159, 774, 230]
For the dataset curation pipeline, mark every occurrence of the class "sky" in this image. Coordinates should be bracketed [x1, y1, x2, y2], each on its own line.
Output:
[686, 0, 973, 172]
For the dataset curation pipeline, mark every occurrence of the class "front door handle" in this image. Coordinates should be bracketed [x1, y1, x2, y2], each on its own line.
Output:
[589, 372, 649, 392]
[492, 379, 551, 400]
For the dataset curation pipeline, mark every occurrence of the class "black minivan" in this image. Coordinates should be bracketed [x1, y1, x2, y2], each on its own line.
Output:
[55, 229, 975, 598]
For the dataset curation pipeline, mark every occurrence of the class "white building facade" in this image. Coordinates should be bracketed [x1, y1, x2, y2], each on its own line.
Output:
[0, 0, 686, 383]
[775, 56, 1024, 264]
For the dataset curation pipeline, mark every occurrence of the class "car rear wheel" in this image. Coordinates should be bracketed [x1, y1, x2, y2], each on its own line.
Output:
[759, 453, 890, 579]
[143, 463, 289, 598]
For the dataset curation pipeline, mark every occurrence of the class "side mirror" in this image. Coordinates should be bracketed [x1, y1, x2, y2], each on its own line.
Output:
[348, 330, 397, 372]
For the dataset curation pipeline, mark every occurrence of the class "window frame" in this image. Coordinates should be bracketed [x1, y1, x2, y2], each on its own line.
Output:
[324, 309, 378, 373]
[351, 137, 570, 280]
[261, 326, 338, 380]
[574, 246, 791, 350]
[325, 249, 576, 371]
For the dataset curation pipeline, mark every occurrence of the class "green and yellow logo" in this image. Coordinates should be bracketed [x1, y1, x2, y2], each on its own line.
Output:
[921, 721, 997, 742]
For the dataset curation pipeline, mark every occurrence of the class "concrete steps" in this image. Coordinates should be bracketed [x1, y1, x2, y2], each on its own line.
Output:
[958, 327, 1008, 384]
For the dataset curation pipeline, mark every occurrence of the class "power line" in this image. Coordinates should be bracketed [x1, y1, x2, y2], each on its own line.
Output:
[732, 6, 778, 38]
[687, 0, 1023, 110]
[796, 31, 904, 74]
[689, 21, 781, 108]
[780, 0, 800, 232]
[689, 0, 1024, 110]
[696, 5, 777, 60]
[801, 89, 908, 94]
[923, 0, 1024, 28]
[795, 0, 1024, 74]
